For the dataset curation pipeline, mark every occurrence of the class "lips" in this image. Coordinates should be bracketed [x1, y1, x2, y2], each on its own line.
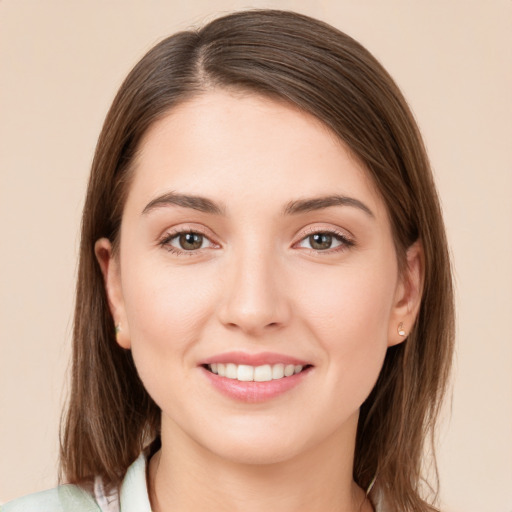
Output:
[200, 351, 313, 402]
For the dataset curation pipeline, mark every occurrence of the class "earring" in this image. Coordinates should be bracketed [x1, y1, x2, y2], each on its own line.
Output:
[397, 322, 406, 336]
[115, 323, 121, 339]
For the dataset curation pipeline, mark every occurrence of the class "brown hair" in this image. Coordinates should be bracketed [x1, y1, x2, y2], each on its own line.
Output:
[60, 9, 454, 511]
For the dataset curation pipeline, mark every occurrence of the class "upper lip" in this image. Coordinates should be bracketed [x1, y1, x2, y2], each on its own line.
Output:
[200, 351, 311, 367]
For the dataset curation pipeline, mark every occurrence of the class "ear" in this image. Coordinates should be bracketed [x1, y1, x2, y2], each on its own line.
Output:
[387, 240, 424, 347]
[94, 238, 131, 349]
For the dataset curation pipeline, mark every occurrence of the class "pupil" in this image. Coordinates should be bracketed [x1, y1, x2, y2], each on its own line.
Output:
[180, 232, 203, 250]
[311, 233, 332, 250]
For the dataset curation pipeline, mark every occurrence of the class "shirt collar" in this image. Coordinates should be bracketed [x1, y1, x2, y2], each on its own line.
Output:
[119, 454, 152, 512]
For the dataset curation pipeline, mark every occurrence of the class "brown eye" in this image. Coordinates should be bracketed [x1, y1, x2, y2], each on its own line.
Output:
[178, 232, 204, 250]
[296, 230, 352, 253]
[160, 230, 215, 254]
[309, 233, 334, 250]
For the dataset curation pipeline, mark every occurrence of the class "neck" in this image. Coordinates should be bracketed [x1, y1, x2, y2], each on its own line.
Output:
[149, 414, 372, 512]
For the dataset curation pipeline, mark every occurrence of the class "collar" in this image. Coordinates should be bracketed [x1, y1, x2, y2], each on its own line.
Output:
[119, 454, 152, 512]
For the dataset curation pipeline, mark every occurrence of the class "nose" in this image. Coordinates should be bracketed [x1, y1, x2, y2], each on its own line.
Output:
[216, 245, 291, 336]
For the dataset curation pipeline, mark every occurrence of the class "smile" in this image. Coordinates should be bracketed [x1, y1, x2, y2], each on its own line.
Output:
[206, 363, 306, 382]
[200, 353, 313, 402]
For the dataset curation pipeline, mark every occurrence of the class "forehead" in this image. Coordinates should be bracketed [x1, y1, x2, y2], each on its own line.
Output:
[127, 89, 387, 220]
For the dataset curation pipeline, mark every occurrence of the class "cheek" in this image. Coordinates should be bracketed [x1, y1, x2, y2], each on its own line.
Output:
[123, 254, 215, 333]
[301, 261, 395, 338]
[119, 258, 217, 395]
[298, 261, 396, 394]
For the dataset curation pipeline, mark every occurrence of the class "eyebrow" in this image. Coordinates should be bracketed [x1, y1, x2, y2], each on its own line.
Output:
[142, 192, 226, 216]
[283, 195, 374, 218]
[142, 192, 374, 218]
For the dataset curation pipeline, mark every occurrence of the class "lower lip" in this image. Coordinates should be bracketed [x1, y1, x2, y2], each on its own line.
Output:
[201, 366, 312, 403]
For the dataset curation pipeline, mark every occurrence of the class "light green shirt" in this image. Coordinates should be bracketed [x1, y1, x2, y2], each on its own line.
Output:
[2, 454, 150, 512]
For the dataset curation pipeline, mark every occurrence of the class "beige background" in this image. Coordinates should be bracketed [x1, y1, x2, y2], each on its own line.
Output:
[1, 1, 511, 510]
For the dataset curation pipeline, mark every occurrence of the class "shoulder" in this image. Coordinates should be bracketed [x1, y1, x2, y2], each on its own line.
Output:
[2, 484, 101, 512]
[2, 453, 150, 512]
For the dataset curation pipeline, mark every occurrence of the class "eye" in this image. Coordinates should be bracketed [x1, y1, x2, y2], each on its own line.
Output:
[159, 230, 217, 254]
[296, 230, 354, 253]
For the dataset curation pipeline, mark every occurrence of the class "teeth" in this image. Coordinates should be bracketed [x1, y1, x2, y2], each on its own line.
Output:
[254, 364, 272, 382]
[272, 364, 284, 379]
[237, 364, 254, 381]
[226, 363, 237, 379]
[284, 364, 295, 377]
[207, 362, 306, 381]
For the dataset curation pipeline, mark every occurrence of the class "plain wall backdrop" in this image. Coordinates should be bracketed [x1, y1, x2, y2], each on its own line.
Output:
[1, 1, 511, 510]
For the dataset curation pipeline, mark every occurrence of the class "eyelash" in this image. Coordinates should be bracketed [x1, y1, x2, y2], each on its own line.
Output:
[296, 227, 355, 255]
[158, 227, 216, 256]
[158, 227, 355, 257]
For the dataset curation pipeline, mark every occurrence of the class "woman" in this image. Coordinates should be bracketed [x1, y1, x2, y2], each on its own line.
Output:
[3, 9, 454, 512]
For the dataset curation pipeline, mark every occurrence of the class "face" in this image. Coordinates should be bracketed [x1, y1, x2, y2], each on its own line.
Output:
[97, 90, 421, 465]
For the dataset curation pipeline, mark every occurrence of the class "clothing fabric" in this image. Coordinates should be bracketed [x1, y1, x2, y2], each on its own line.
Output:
[2, 455, 150, 512]
[3, 454, 385, 511]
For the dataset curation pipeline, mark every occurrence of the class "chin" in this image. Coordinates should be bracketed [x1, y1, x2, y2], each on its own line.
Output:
[190, 413, 343, 467]
[205, 434, 308, 466]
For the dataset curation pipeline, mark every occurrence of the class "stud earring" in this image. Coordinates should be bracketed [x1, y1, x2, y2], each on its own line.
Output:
[397, 322, 406, 336]
[115, 323, 121, 339]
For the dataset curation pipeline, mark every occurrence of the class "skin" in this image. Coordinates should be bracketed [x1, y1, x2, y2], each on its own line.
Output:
[96, 89, 423, 512]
